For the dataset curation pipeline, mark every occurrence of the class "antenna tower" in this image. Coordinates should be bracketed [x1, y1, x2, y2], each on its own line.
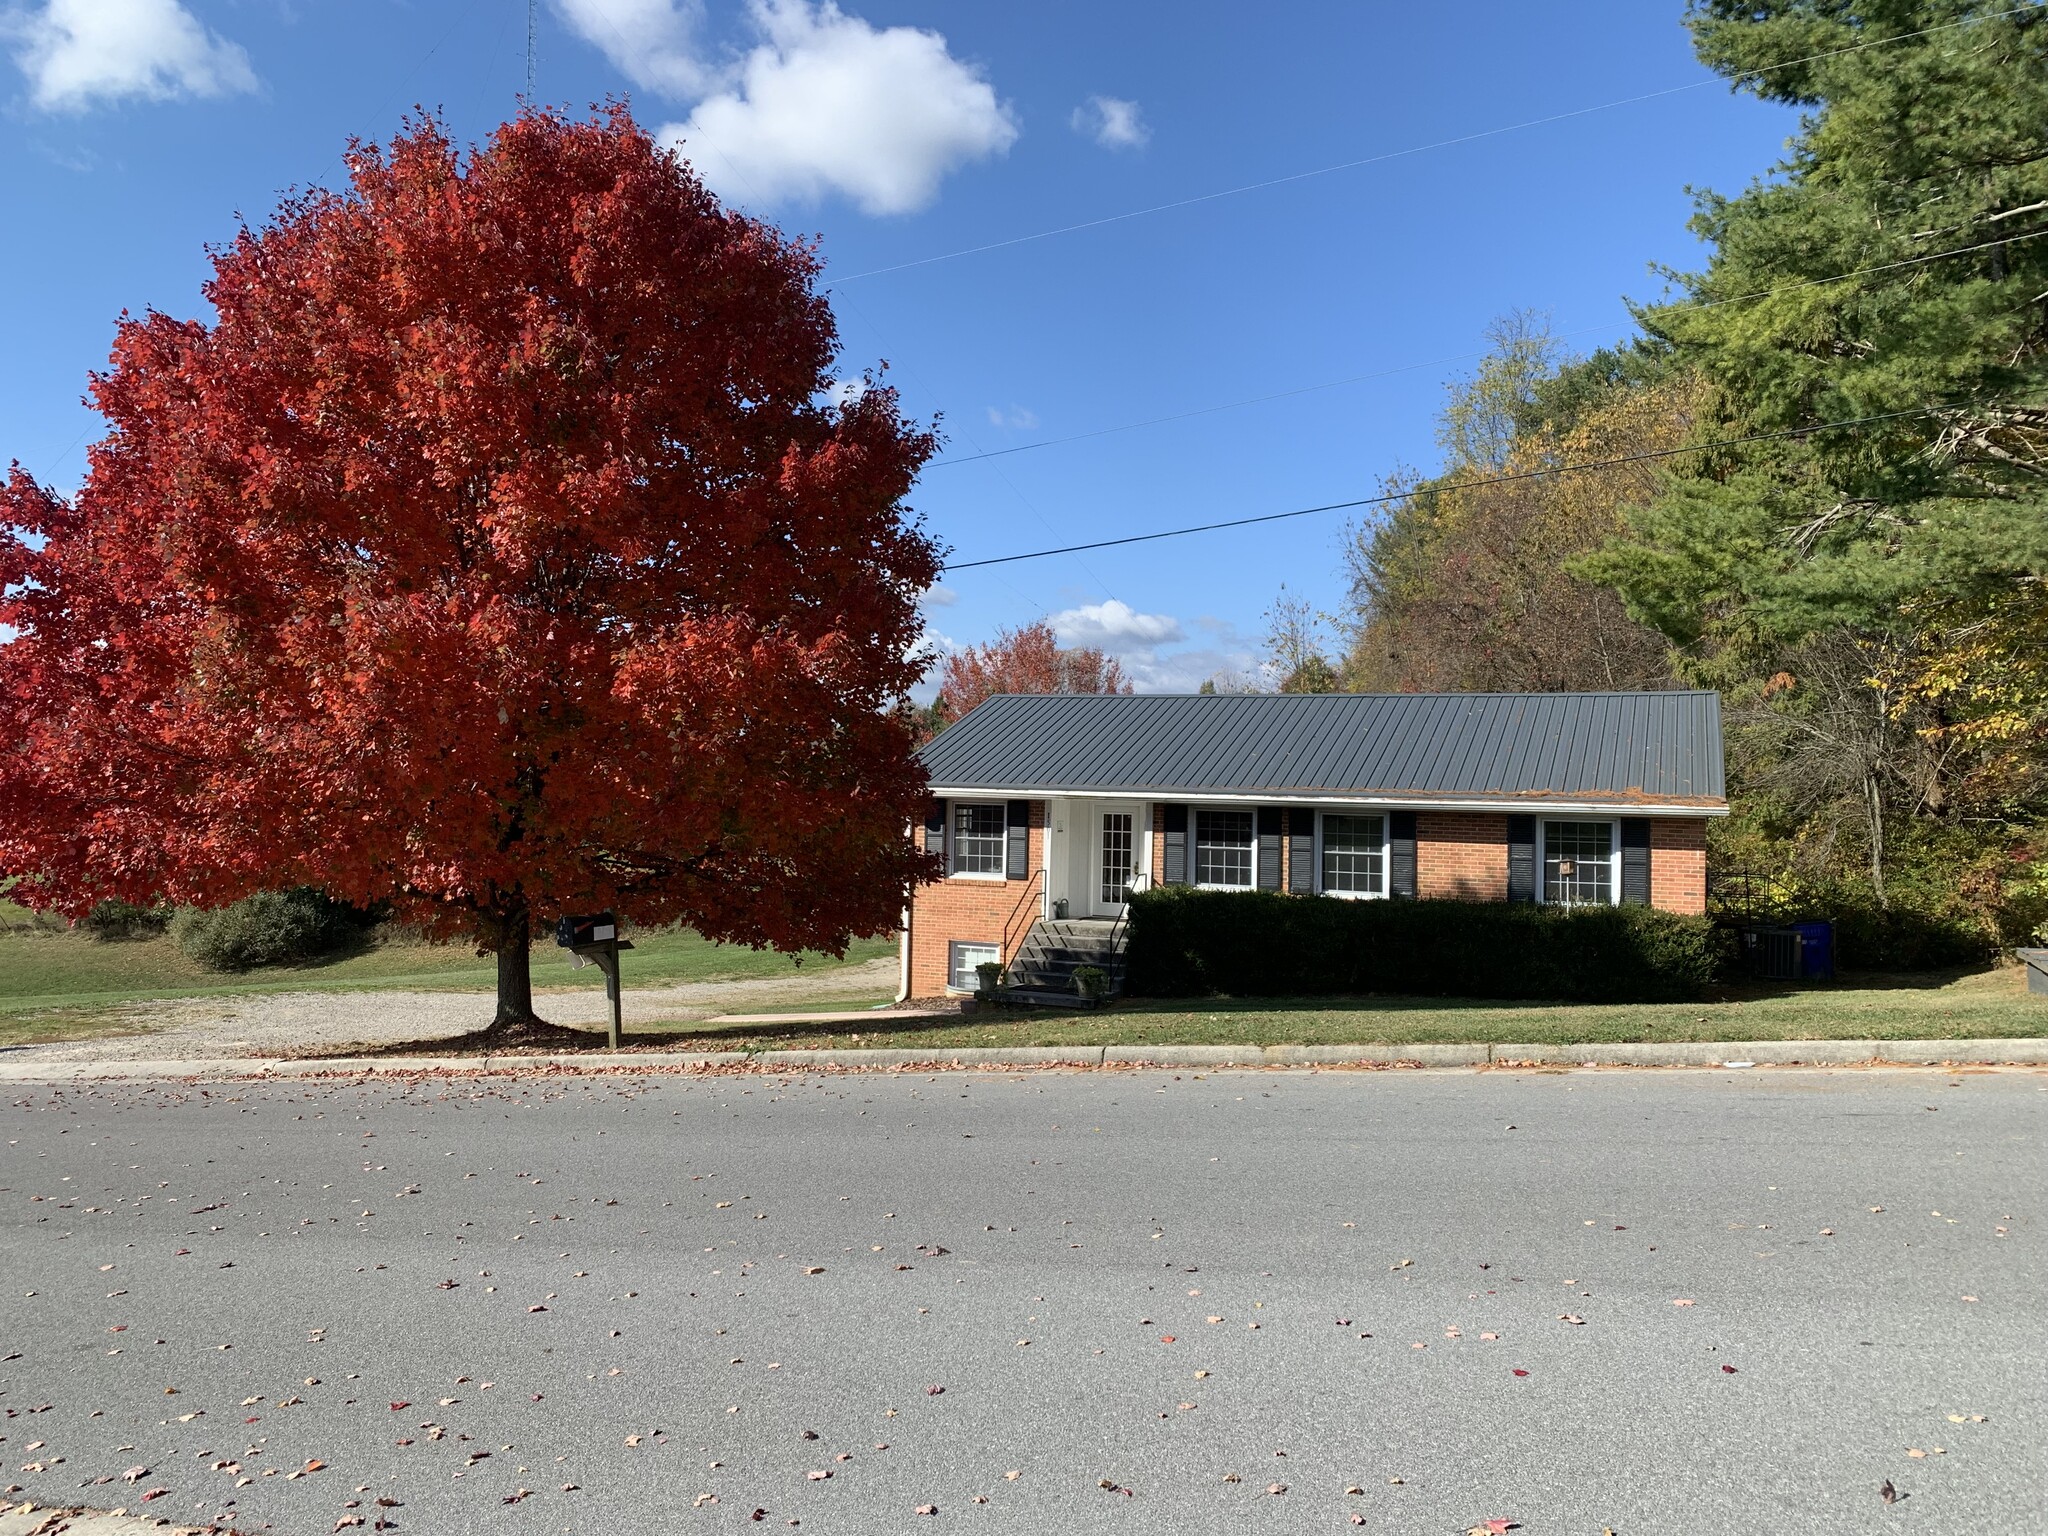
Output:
[526, 0, 536, 96]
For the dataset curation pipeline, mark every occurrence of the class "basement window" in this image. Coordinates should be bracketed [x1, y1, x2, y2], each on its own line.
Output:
[948, 941, 1000, 992]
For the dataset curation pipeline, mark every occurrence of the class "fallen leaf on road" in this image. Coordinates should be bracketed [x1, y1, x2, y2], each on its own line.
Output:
[1880, 1479, 1899, 1505]
[1672, 1299, 1695, 1307]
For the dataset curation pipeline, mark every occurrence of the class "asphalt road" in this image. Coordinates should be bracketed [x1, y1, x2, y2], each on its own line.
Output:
[2, 1066, 2041, 1535]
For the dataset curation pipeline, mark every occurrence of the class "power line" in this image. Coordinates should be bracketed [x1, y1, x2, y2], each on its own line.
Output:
[926, 227, 2048, 470]
[942, 407, 1946, 572]
[826, 5, 2042, 288]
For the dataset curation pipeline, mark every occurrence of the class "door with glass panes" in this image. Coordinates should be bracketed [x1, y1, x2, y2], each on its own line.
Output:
[1084, 802, 1141, 917]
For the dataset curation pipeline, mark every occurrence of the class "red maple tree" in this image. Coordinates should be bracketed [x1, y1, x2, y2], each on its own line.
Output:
[931, 619, 1133, 729]
[0, 107, 941, 1033]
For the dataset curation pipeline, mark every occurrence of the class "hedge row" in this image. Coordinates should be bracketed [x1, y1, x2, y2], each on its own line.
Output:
[1122, 888, 1726, 1003]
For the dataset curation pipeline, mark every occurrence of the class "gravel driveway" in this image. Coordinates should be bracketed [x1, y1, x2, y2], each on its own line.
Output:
[11, 956, 901, 1064]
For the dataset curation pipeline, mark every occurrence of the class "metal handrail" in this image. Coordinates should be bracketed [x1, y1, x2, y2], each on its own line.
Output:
[1102, 869, 1149, 986]
[1001, 866, 1048, 969]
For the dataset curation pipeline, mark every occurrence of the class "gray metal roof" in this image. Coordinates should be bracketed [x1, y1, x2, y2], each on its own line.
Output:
[919, 692, 1726, 806]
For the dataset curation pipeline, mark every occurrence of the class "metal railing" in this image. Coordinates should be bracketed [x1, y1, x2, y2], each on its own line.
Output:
[1001, 866, 1047, 969]
[1102, 869, 1150, 988]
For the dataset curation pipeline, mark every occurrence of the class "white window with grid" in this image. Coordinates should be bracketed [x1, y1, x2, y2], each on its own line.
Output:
[1194, 808, 1255, 889]
[1319, 812, 1387, 897]
[950, 801, 1007, 877]
[1541, 819, 1618, 906]
[948, 941, 1000, 991]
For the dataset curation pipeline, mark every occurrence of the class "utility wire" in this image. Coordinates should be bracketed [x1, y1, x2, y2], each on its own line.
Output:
[927, 226, 2048, 469]
[827, 5, 2043, 288]
[943, 407, 1946, 572]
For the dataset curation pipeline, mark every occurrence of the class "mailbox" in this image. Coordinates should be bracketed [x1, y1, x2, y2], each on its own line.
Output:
[553, 911, 634, 1048]
[555, 912, 619, 949]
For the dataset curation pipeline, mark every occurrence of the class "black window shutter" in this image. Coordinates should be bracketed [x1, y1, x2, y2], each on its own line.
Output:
[1257, 806, 1283, 891]
[1006, 800, 1031, 881]
[1389, 810, 1418, 900]
[1162, 804, 1188, 886]
[925, 799, 947, 861]
[1507, 814, 1536, 903]
[1620, 818, 1651, 905]
[1287, 810, 1316, 894]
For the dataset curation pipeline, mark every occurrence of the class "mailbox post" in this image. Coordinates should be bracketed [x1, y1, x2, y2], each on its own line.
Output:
[553, 912, 635, 1050]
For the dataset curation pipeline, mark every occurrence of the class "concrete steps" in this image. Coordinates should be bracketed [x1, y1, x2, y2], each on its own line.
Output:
[1005, 918, 1127, 1004]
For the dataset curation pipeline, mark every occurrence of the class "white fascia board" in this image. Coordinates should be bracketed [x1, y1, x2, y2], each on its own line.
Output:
[926, 787, 1729, 818]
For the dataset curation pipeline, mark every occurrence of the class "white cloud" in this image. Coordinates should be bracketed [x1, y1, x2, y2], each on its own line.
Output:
[641, 0, 1016, 216]
[1122, 646, 1255, 693]
[1071, 94, 1147, 150]
[1049, 599, 1183, 653]
[552, 0, 713, 96]
[917, 583, 959, 609]
[6, 0, 256, 111]
[985, 404, 1038, 431]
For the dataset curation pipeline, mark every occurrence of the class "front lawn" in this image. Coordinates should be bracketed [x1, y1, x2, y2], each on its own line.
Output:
[0, 916, 896, 1019]
[609, 964, 2042, 1053]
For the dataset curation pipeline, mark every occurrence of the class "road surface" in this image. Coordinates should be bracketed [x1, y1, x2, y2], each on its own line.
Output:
[3, 1066, 2041, 1533]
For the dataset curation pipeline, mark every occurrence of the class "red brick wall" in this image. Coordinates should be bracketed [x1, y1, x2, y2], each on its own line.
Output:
[1650, 817, 1708, 915]
[908, 801, 1046, 995]
[1417, 811, 1508, 900]
[1150, 803, 1167, 886]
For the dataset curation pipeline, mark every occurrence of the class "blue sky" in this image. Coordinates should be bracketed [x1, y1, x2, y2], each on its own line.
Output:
[1, 0, 1799, 689]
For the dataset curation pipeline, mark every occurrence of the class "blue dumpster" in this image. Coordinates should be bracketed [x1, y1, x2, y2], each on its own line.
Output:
[1790, 920, 1835, 981]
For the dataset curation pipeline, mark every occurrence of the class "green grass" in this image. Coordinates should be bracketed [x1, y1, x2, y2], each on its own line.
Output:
[0, 920, 897, 1018]
[607, 965, 2044, 1054]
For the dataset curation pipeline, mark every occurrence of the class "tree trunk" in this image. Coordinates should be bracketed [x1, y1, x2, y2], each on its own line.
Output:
[1864, 771, 1887, 908]
[490, 902, 547, 1029]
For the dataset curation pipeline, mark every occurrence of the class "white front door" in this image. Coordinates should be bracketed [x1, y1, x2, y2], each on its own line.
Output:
[1088, 803, 1141, 918]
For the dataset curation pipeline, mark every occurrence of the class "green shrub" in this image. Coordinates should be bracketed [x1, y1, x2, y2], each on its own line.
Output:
[173, 888, 370, 972]
[82, 899, 174, 940]
[1816, 900, 1995, 972]
[1121, 888, 1726, 1003]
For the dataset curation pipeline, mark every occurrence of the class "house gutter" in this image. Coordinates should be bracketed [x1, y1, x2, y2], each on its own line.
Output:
[925, 787, 1731, 818]
[895, 900, 912, 1005]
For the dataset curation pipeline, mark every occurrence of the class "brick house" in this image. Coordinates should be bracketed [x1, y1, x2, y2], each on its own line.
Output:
[900, 691, 1726, 1000]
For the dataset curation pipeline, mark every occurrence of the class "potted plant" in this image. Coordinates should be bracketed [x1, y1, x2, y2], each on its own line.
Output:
[1072, 964, 1111, 1005]
[974, 960, 1007, 1007]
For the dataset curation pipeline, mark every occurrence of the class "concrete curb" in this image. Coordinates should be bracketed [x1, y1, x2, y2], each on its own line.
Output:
[2, 1501, 234, 1535]
[3, 1038, 2044, 1082]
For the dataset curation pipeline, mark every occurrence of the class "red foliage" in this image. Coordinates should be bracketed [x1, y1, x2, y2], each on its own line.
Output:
[934, 620, 1132, 723]
[0, 107, 940, 968]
